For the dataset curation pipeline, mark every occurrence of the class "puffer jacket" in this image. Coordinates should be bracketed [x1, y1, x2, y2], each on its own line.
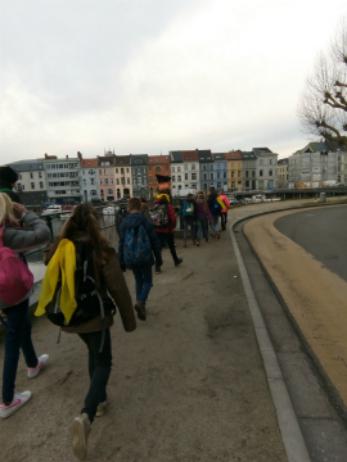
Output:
[0, 211, 51, 309]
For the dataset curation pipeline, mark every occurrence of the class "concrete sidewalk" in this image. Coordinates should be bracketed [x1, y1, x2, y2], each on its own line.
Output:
[0, 223, 287, 462]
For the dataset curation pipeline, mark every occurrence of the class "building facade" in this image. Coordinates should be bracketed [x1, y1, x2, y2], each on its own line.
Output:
[276, 158, 289, 189]
[225, 151, 243, 192]
[43, 155, 81, 203]
[10, 159, 47, 206]
[98, 153, 117, 201]
[241, 151, 257, 191]
[114, 155, 132, 199]
[212, 153, 228, 191]
[288, 142, 340, 188]
[253, 147, 277, 190]
[148, 155, 170, 198]
[170, 151, 184, 196]
[80, 157, 100, 203]
[198, 150, 213, 192]
[181, 151, 200, 192]
[130, 154, 148, 199]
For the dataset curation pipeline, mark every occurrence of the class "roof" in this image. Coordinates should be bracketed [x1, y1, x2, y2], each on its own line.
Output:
[277, 158, 289, 165]
[9, 159, 44, 172]
[182, 150, 199, 162]
[115, 155, 131, 166]
[169, 151, 183, 163]
[130, 154, 148, 166]
[225, 151, 242, 161]
[81, 158, 98, 168]
[148, 155, 169, 165]
[252, 147, 273, 154]
[197, 150, 212, 162]
[212, 153, 227, 161]
[240, 151, 257, 160]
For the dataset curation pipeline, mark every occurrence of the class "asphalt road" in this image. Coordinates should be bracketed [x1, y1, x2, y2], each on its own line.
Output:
[275, 204, 347, 282]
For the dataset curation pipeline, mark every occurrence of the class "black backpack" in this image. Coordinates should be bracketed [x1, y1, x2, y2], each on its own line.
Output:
[46, 243, 116, 327]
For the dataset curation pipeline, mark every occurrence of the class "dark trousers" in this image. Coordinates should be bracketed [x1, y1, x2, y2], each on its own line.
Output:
[132, 264, 153, 304]
[182, 217, 196, 243]
[157, 232, 179, 264]
[2, 299, 38, 404]
[221, 212, 228, 230]
[79, 329, 112, 423]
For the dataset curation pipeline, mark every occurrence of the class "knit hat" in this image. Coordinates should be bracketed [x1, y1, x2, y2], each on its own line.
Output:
[0, 166, 18, 185]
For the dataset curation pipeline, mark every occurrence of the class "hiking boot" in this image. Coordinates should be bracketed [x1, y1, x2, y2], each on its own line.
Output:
[0, 391, 32, 419]
[96, 401, 108, 417]
[174, 258, 183, 267]
[27, 354, 49, 379]
[135, 302, 147, 321]
[71, 413, 91, 461]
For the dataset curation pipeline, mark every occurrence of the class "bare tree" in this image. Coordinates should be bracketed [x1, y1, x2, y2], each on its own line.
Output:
[300, 23, 347, 147]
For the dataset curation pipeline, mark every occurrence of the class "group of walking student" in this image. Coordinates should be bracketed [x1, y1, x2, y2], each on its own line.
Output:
[180, 187, 230, 246]
[0, 165, 230, 461]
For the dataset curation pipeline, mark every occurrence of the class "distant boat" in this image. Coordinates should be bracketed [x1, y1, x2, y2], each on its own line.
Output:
[41, 205, 63, 216]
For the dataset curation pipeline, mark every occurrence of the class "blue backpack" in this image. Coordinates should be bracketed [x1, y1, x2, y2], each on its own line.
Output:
[123, 225, 152, 268]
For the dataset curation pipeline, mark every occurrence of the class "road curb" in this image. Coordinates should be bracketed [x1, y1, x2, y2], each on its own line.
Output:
[230, 220, 312, 462]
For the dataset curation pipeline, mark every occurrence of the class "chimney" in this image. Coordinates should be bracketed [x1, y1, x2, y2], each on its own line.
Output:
[77, 151, 82, 160]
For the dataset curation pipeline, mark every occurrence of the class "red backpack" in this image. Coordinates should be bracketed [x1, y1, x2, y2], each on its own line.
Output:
[0, 226, 34, 306]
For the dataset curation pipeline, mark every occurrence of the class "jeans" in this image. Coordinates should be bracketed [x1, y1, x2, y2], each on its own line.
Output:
[182, 217, 196, 243]
[2, 299, 38, 404]
[157, 232, 180, 263]
[196, 217, 209, 241]
[210, 215, 221, 235]
[132, 264, 153, 304]
[79, 329, 112, 423]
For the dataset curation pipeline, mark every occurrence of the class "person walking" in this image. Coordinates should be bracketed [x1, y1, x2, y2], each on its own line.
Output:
[218, 191, 231, 231]
[195, 191, 210, 246]
[180, 193, 197, 247]
[207, 187, 224, 239]
[150, 193, 182, 271]
[118, 197, 162, 321]
[0, 193, 50, 419]
[35, 204, 136, 460]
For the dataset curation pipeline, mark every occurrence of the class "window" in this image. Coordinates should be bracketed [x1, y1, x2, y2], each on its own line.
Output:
[177, 166, 181, 172]
[121, 168, 124, 174]
[105, 178, 109, 184]
[259, 170, 263, 177]
[39, 171, 42, 178]
[91, 178, 95, 185]
[178, 175, 181, 182]
[269, 170, 273, 176]
[127, 178, 130, 184]
[191, 173, 196, 180]
[185, 173, 188, 180]
[156, 166, 161, 173]
[31, 182, 35, 190]
[30, 172, 33, 179]
[39, 181, 44, 189]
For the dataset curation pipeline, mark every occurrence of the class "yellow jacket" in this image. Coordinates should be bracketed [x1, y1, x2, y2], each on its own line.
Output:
[35, 238, 77, 324]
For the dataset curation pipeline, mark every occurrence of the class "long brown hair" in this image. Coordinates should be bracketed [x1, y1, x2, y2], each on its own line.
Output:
[47, 204, 111, 283]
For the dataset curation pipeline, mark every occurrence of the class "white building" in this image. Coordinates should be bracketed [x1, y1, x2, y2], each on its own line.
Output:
[288, 142, 340, 188]
[80, 157, 100, 202]
[170, 151, 184, 196]
[253, 147, 278, 191]
[43, 154, 81, 203]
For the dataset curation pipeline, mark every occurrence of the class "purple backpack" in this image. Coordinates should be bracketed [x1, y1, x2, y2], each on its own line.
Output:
[0, 226, 34, 306]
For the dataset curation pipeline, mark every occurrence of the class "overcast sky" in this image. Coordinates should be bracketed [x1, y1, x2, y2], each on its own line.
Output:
[1, 0, 346, 163]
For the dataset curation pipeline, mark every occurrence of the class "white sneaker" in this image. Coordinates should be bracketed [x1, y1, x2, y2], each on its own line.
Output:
[71, 413, 91, 460]
[0, 391, 32, 419]
[27, 354, 49, 379]
[96, 401, 108, 417]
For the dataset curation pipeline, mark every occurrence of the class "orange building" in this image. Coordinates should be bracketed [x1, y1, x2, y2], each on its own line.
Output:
[148, 155, 170, 198]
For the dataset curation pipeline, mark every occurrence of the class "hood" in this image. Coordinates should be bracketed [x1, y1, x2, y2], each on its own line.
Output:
[122, 212, 148, 229]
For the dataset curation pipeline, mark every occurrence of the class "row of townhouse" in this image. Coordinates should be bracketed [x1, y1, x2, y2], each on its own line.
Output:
[274, 142, 347, 190]
[170, 148, 278, 195]
[8, 147, 280, 205]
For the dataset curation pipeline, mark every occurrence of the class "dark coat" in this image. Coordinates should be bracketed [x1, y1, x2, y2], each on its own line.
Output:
[118, 212, 162, 269]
